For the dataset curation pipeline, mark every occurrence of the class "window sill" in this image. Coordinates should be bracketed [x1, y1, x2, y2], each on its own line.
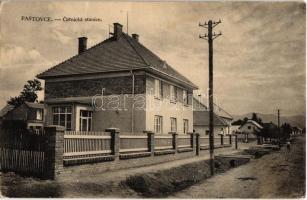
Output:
[154, 96, 161, 100]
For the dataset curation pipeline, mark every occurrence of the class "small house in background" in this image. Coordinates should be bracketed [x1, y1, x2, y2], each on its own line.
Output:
[292, 126, 303, 135]
[0, 104, 14, 127]
[230, 120, 242, 134]
[237, 119, 263, 142]
[193, 97, 232, 136]
[0, 102, 44, 132]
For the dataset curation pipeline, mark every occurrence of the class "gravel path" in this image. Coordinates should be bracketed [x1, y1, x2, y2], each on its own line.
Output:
[170, 135, 305, 198]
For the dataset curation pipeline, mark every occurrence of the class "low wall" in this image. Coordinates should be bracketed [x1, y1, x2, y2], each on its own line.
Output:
[39, 127, 238, 179]
[59, 149, 197, 178]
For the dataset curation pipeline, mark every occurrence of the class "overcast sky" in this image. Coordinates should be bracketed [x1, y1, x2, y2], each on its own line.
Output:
[0, 1, 305, 116]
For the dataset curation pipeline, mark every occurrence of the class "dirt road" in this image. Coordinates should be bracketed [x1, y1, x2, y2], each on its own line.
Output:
[170, 135, 305, 198]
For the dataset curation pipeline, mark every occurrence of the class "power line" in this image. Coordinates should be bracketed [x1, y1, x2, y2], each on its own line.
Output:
[199, 19, 222, 176]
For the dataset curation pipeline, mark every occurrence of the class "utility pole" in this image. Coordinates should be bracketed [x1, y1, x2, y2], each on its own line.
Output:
[199, 19, 222, 175]
[277, 109, 280, 146]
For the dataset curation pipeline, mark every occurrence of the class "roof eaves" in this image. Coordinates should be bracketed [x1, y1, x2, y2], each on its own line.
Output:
[36, 67, 147, 80]
[147, 66, 198, 90]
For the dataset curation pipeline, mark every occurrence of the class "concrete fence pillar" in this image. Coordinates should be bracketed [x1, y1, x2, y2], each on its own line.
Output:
[257, 136, 261, 145]
[169, 132, 178, 153]
[195, 133, 200, 156]
[106, 128, 120, 160]
[188, 132, 196, 154]
[44, 125, 65, 180]
[220, 134, 224, 145]
[144, 131, 155, 156]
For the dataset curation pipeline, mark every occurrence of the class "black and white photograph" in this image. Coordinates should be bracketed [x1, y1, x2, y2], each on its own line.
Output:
[0, 0, 305, 198]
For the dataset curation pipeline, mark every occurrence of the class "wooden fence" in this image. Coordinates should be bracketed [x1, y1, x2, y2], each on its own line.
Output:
[177, 134, 192, 149]
[200, 136, 210, 147]
[0, 129, 47, 177]
[119, 135, 148, 153]
[155, 134, 173, 150]
[0, 127, 238, 178]
[63, 131, 112, 161]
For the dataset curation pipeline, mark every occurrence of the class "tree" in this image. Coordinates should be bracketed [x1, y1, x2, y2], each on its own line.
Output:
[251, 112, 263, 125]
[255, 124, 278, 139]
[281, 123, 292, 139]
[231, 119, 243, 126]
[7, 79, 42, 107]
[252, 113, 258, 121]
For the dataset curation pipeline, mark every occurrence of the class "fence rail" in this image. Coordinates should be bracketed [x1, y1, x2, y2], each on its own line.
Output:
[119, 135, 148, 153]
[200, 136, 210, 146]
[63, 131, 112, 159]
[177, 134, 192, 148]
[155, 134, 173, 150]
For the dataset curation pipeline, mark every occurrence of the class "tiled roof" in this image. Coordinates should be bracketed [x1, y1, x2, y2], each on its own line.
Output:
[239, 119, 263, 130]
[194, 110, 228, 126]
[213, 103, 233, 120]
[193, 97, 208, 111]
[24, 102, 44, 109]
[37, 33, 198, 89]
[0, 105, 14, 118]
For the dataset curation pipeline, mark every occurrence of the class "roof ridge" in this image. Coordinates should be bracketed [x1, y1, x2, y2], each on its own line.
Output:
[122, 33, 150, 67]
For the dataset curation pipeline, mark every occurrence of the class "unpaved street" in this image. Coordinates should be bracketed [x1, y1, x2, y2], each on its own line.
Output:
[171, 135, 305, 198]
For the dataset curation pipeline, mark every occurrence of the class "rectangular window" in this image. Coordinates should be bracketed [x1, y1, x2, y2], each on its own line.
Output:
[183, 119, 189, 134]
[79, 110, 93, 131]
[154, 115, 163, 134]
[206, 130, 210, 135]
[154, 79, 163, 99]
[52, 106, 72, 130]
[36, 109, 43, 120]
[170, 85, 177, 102]
[183, 90, 188, 105]
[170, 117, 177, 132]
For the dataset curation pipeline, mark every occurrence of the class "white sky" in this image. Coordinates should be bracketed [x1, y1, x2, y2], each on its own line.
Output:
[0, 1, 305, 116]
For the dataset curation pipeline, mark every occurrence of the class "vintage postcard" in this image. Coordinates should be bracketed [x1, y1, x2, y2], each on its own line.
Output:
[0, 0, 305, 198]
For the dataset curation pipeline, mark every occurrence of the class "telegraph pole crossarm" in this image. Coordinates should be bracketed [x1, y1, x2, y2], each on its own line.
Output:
[199, 19, 222, 176]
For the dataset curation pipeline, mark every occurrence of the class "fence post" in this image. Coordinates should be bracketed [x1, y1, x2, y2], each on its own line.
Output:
[195, 133, 200, 156]
[44, 125, 65, 180]
[106, 128, 120, 160]
[235, 134, 238, 149]
[229, 135, 232, 145]
[169, 132, 178, 153]
[144, 131, 154, 156]
[188, 132, 196, 154]
[220, 134, 224, 146]
[257, 136, 261, 145]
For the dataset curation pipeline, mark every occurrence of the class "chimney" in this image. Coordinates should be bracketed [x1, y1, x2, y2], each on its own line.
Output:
[78, 37, 87, 54]
[113, 23, 123, 40]
[132, 34, 139, 42]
